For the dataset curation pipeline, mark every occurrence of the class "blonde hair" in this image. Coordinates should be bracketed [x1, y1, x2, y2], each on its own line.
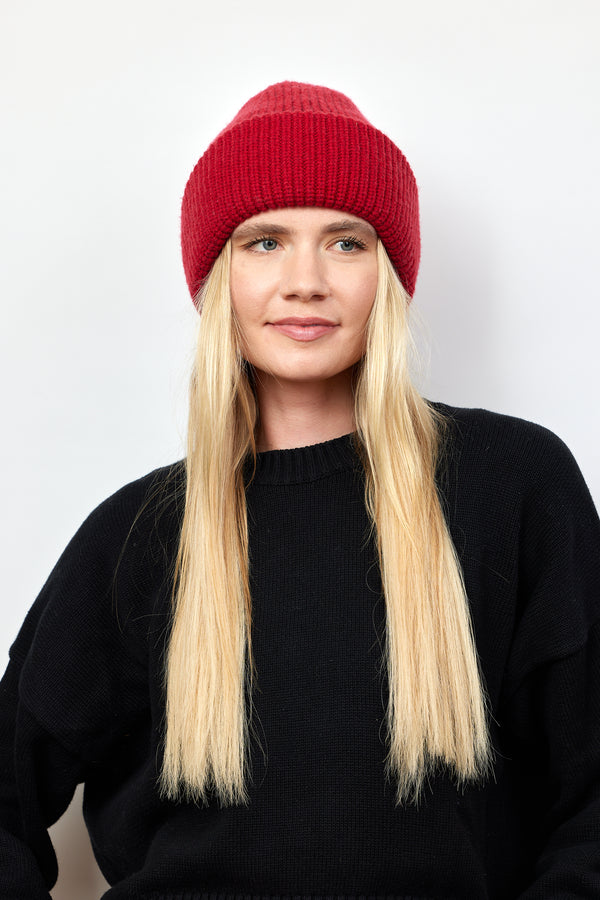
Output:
[160, 239, 491, 805]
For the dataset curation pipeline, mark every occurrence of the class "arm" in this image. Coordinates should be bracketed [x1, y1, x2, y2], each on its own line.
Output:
[0, 649, 85, 897]
[0, 577, 89, 896]
[502, 435, 600, 897]
[0, 465, 176, 896]
[508, 630, 600, 898]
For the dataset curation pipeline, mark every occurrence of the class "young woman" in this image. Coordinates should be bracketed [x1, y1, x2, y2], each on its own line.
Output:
[1, 81, 599, 899]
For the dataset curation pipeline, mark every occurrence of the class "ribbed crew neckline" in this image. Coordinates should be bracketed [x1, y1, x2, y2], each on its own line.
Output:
[249, 432, 359, 485]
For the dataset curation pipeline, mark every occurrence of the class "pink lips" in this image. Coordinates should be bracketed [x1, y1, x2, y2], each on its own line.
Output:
[269, 317, 338, 342]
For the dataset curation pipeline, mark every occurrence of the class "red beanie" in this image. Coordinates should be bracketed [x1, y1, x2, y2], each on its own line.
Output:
[181, 81, 420, 301]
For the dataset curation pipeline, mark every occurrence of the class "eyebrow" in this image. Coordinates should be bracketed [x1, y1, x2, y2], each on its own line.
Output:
[231, 218, 376, 240]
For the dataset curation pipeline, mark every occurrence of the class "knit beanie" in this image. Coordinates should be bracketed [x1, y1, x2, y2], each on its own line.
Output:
[181, 81, 420, 301]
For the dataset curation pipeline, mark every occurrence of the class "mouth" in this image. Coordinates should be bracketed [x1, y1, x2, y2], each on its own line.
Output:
[271, 317, 338, 326]
[268, 317, 339, 342]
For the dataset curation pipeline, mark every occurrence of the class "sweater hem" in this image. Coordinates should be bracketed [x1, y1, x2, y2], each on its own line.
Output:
[143, 894, 436, 900]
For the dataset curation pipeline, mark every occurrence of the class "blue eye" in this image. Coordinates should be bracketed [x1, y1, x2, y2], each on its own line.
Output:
[336, 236, 367, 252]
[243, 236, 279, 252]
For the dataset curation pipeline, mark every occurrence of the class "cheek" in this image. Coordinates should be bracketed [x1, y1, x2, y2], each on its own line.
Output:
[230, 264, 275, 327]
[230, 283, 258, 332]
[229, 270, 245, 319]
[230, 260, 256, 321]
[350, 272, 378, 326]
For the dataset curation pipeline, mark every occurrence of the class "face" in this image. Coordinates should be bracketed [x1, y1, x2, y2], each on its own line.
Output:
[230, 207, 378, 388]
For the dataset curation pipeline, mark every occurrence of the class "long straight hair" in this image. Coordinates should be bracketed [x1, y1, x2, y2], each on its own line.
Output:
[160, 239, 491, 805]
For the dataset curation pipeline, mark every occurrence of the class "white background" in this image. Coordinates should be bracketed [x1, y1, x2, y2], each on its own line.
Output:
[1, 1, 599, 897]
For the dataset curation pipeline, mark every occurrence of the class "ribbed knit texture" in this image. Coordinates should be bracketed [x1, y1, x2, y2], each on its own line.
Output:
[180, 82, 420, 300]
[1, 407, 600, 899]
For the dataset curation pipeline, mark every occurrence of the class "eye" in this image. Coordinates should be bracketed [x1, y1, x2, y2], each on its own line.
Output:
[245, 236, 279, 252]
[335, 236, 367, 252]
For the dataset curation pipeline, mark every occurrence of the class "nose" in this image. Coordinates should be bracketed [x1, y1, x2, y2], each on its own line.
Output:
[280, 245, 329, 302]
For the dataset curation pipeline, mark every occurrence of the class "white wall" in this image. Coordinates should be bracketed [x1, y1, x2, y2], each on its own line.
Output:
[1, 1, 599, 897]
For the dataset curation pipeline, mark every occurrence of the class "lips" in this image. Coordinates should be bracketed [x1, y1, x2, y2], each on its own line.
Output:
[268, 317, 339, 342]
[271, 317, 337, 326]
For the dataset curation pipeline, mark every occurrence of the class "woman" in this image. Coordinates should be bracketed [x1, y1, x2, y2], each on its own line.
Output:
[1, 81, 599, 899]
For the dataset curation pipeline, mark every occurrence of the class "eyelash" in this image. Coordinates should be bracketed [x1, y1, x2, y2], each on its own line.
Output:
[337, 234, 367, 251]
[242, 235, 279, 251]
[242, 234, 368, 252]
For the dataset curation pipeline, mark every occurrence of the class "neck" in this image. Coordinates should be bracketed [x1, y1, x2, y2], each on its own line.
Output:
[253, 369, 356, 451]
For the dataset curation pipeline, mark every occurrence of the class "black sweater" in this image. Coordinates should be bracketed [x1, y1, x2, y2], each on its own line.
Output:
[1, 406, 600, 899]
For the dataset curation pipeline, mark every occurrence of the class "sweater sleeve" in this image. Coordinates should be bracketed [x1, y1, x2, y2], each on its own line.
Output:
[501, 432, 600, 898]
[0, 466, 177, 896]
[0, 596, 85, 897]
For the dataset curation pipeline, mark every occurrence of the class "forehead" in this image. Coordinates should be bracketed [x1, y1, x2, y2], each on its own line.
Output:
[231, 207, 377, 239]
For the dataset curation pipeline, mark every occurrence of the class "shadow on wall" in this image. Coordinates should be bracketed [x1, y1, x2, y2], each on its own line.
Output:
[50, 785, 109, 899]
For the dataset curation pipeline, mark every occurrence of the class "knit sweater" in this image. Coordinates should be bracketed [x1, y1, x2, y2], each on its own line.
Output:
[1, 405, 599, 899]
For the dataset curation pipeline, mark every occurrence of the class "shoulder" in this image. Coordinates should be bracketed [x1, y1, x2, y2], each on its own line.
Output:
[431, 402, 589, 508]
[80, 460, 186, 535]
[432, 406, 600, 687]
[14, 462, 187, 739]
[433, 402, 569, 458]
[50, 459, 187, 620]
[58, 460, 186, 567]
[12, 461, 185, 668]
